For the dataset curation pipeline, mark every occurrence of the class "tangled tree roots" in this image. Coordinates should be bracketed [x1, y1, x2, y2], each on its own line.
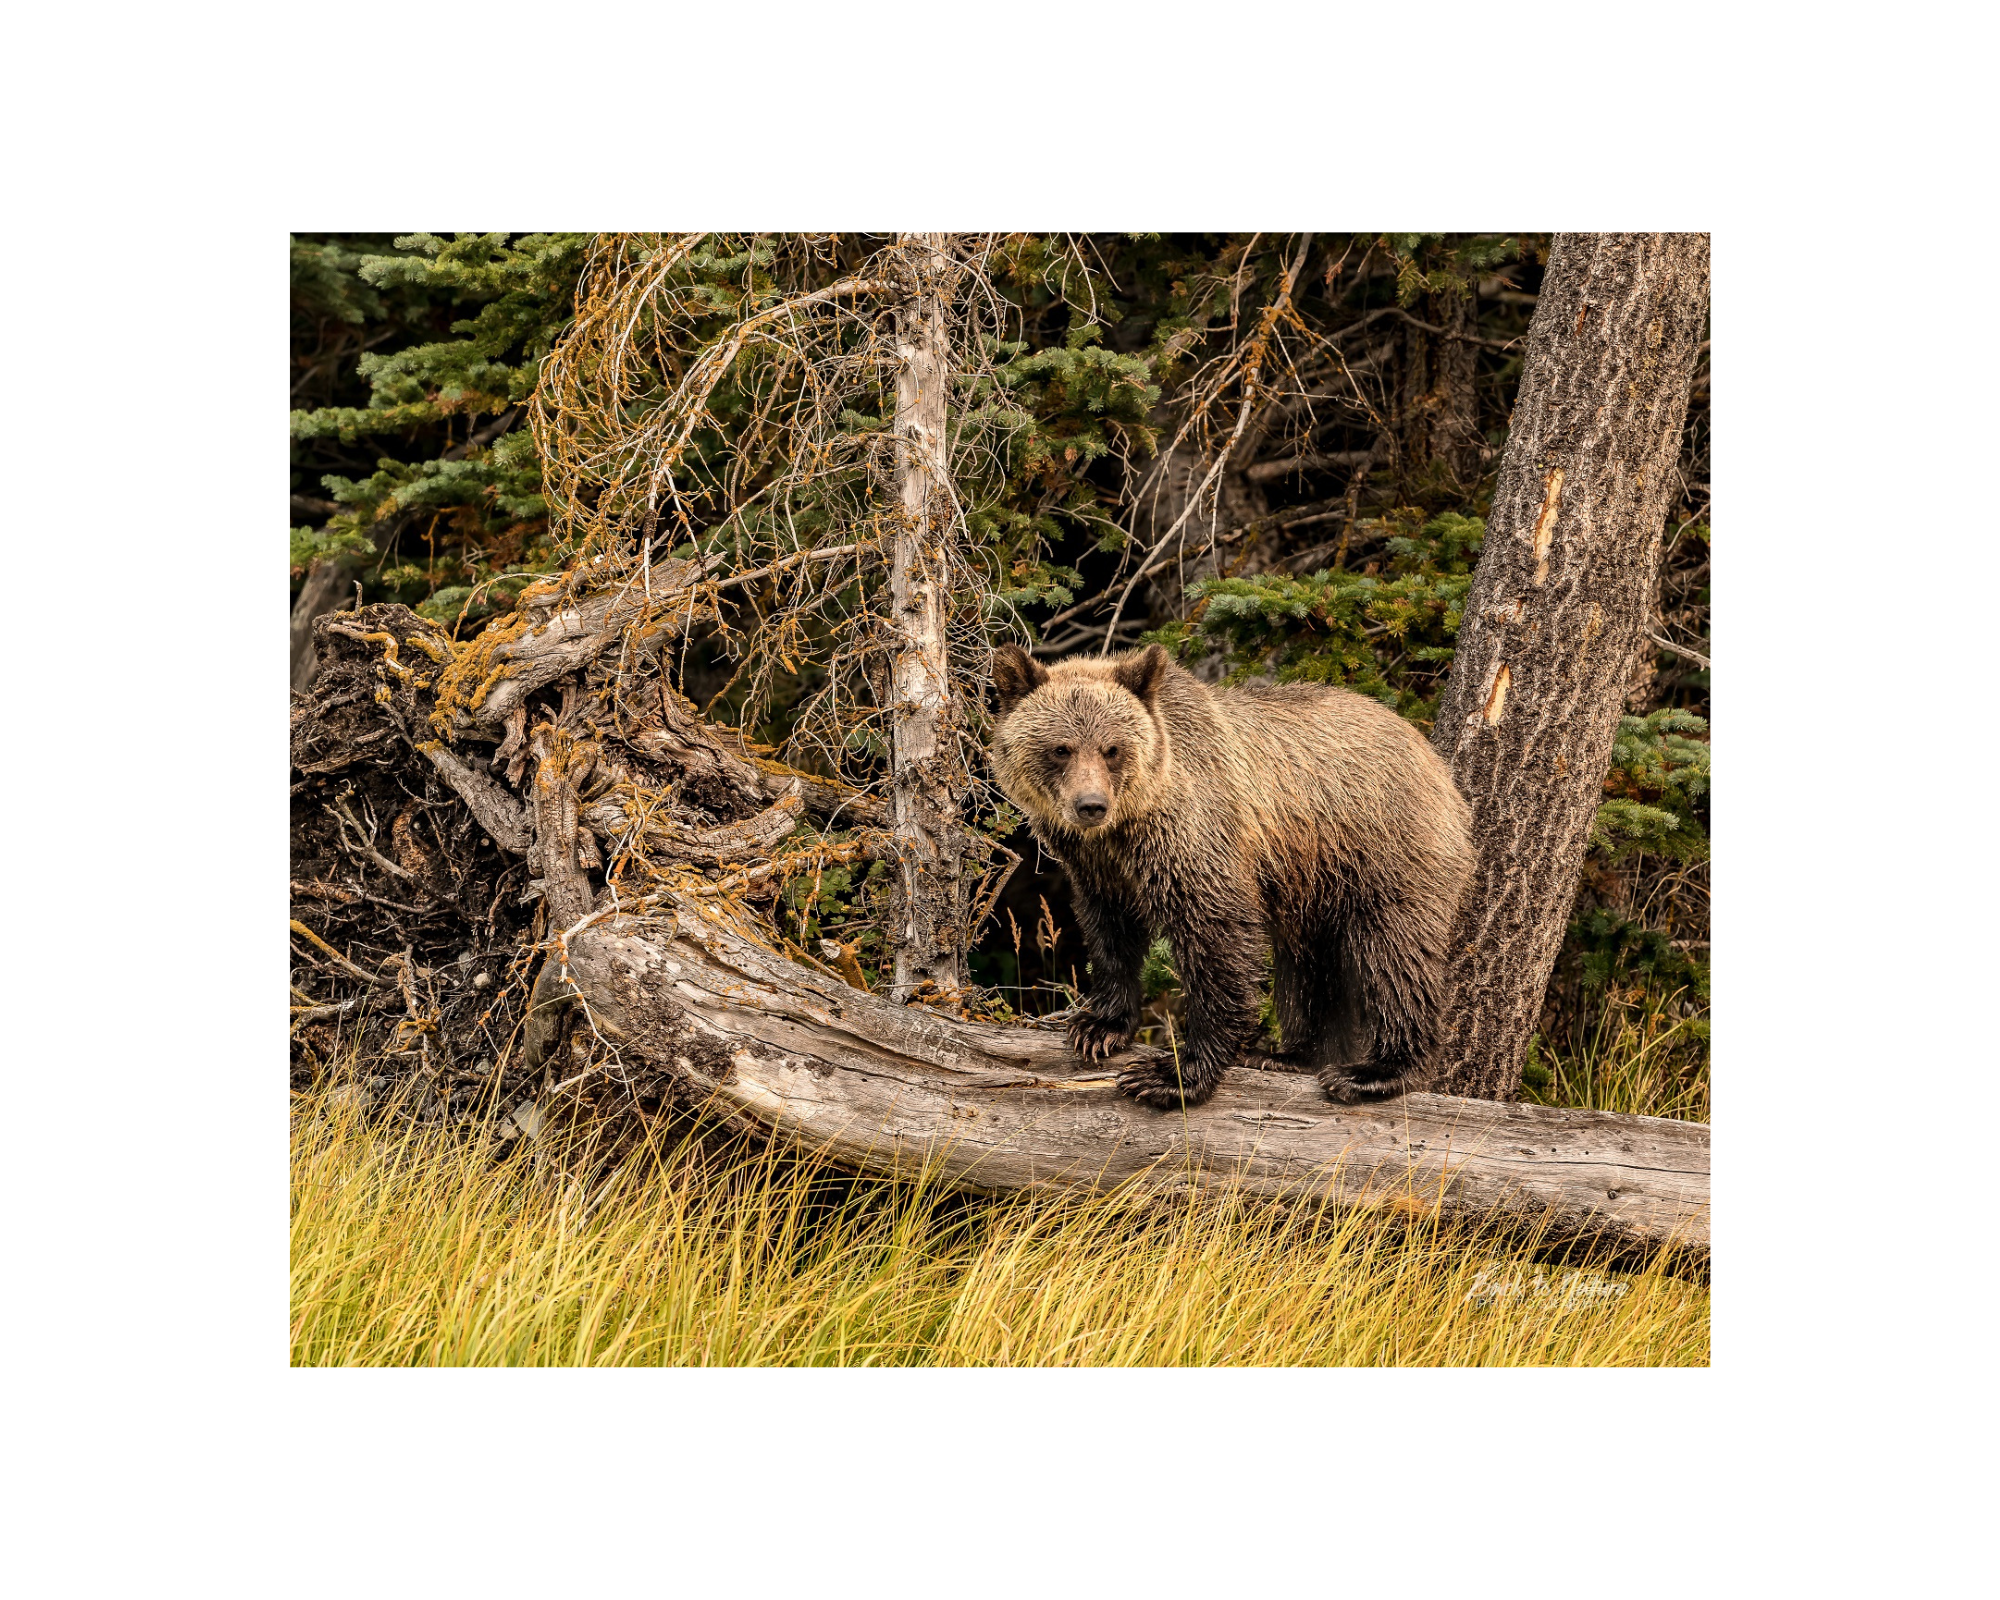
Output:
[289, 591, 1709, 1267]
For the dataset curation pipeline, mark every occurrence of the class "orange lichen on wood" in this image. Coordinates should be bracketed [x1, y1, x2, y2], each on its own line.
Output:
[428, 606, 533, 734]
[327, 625, 413, 681]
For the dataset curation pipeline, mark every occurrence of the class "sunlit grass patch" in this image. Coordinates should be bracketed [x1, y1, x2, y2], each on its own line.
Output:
[291, 1087, 1708, 1368]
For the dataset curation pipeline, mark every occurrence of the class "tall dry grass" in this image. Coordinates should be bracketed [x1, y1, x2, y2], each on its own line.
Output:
[292, 1086, 1707, 1367]
[1525, 991, 1710, 1122]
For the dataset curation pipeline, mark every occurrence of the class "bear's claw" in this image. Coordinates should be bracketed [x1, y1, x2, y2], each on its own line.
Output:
[1066, 1012, 1137, 1062]
[1315, 1063, 1413, 1104]
[1114, 1058, 1220, 1110]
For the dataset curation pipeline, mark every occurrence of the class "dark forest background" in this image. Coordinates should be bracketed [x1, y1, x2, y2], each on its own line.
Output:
[291, 232, 1710, 1101]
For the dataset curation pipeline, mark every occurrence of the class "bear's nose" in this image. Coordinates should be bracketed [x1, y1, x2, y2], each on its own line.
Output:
[1074, 793, 1109, 825]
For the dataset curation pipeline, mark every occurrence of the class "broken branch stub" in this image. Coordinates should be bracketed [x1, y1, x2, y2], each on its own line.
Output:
[430, 550, 721, 738]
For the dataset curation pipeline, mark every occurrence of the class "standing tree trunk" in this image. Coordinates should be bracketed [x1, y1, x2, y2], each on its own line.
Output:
[290, 555, 358, 694]
[1397, 283, 1482, 493]
[1431, 232, 1710, 1100]
[887, 234, 967, 1000]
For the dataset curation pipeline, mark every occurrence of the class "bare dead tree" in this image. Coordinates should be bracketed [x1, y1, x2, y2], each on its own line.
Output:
[887, 235, 971, 998]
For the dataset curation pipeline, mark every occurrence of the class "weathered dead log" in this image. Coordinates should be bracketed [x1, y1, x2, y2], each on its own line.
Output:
[551, 900, 1709, 1265]
[434, 550, 720, 738]
[580, 783, 806, 866]
[528, 726, 593, 927]
[640, 692, 889, 828]
[297, 600, 881, 839]
[418, 742, 532, 854]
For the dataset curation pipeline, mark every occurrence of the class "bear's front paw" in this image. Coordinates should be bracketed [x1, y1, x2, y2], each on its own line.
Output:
[1115, 1057, 1221, 1110]
[1315, 1063, 1412, 1104]
[1067, 1011, 1138, 1062]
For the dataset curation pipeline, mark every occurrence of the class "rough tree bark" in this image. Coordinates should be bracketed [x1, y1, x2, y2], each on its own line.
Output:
[887, 234, 968, 1000]
[290, 555, 360, 693]
[1396, 287, 1483, 492]
[1430, 232, 1710, 1100]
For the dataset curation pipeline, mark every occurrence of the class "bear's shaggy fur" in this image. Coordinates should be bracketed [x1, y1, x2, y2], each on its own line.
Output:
[989, 642, 1474, 1108]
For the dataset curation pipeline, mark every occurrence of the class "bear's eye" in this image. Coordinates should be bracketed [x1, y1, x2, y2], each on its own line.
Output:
[1103, 745, 1120, 760]
[1052, 745, 1073, 760]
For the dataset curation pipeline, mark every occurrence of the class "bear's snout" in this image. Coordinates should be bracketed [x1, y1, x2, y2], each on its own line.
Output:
[1072, 792, 1110, 827]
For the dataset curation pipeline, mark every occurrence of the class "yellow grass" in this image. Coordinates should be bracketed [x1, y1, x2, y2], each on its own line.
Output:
[291, 1087, 1708, 1367]
[1526, 992, 1711, 1122]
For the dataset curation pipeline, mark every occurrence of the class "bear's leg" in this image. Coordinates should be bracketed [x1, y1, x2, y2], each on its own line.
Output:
[1117, 909, 1260, 1110]
[1066, 889, 1150, 1062]
[1271, 933, 1339, 1070]
[1315, 913, 1441, 1104]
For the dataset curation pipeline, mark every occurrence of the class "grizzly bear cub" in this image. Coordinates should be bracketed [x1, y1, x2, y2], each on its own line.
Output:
[990, 642, 1474, 1109]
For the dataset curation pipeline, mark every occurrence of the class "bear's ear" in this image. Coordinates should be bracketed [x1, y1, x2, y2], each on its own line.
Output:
[1112, 643, 1169, 707]
[992, 643, 1049, 713]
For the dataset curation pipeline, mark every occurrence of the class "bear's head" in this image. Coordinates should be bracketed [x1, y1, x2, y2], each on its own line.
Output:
[989, 642, 1171, 837]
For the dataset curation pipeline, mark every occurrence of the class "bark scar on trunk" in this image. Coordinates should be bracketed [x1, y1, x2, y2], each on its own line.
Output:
[1531, 466, 1565, 585]
[1482, 663, 1512, 725]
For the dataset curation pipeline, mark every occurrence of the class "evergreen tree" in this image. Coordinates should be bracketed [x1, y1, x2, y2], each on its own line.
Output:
[289, 232, 587, 657]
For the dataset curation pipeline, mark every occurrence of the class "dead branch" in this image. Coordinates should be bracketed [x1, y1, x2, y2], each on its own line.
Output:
[1648, 632, 1711, 670]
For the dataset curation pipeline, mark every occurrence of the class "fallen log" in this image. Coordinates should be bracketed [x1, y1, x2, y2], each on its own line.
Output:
[291, 599, 1708, 1271]
[548, 898, 1710, 1266]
